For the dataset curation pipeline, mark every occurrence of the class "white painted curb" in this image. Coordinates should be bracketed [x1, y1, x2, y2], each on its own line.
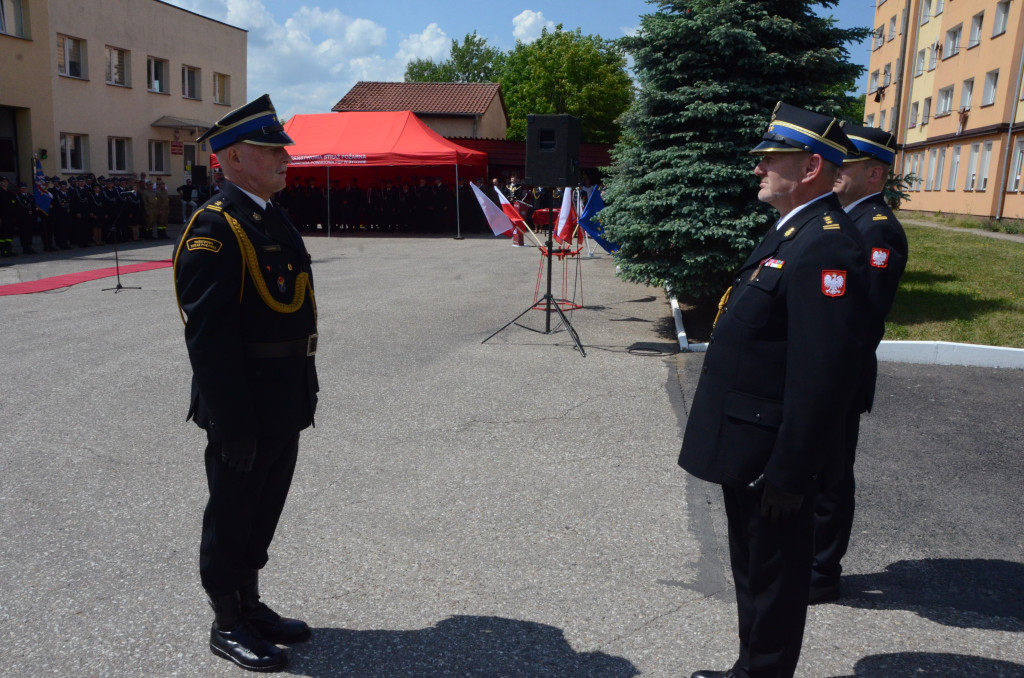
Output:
[670, 297, 1024, 369]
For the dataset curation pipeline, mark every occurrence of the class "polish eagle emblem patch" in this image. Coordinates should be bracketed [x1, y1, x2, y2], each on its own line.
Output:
[871, 248, 890, 268]
[821, 270, 847, 297]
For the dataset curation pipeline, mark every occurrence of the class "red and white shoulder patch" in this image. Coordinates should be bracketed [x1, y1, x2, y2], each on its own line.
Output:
[870, 248, 890, 268]
[821, 270, 847, 297]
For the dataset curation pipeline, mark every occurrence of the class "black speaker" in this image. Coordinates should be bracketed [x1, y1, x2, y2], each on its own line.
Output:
[525, 115, 580, 187]
[191, 165, 207, 190]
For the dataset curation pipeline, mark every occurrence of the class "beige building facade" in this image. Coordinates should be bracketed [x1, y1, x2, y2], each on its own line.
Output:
[865, 0, 1024, 218]
[0, 0, 245, 189]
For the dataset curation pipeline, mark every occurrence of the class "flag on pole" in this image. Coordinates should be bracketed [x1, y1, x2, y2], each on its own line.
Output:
[470, 182, 514, 236]
[33, 158, 51, 215]
[578, 187, 617, 253]
[554, 188, 577, 242]
[496, 190, 528, 234]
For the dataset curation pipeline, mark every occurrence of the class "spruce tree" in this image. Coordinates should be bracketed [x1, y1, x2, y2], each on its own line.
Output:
[602, 0, 869, 302]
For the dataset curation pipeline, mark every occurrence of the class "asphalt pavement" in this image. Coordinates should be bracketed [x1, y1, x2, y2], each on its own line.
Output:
[0, 232, 1021, 677]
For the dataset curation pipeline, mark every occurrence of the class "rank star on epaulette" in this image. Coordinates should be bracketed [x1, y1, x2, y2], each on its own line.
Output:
[784, 227, 796, 237]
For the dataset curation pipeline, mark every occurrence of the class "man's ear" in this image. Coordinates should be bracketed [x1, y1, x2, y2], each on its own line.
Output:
[803, 153, 824, 183]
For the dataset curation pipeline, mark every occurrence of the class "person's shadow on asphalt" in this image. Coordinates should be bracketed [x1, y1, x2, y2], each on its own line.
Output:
[835, 558, 1024, 632]
[285, 614, 639, 677]
[827, 651, 1024, 678]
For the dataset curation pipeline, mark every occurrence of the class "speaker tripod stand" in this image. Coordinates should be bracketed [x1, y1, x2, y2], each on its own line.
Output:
[482, 188, 585, 357]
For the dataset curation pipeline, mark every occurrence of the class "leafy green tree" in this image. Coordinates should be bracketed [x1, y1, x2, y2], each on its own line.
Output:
[499, 26, 633, 143]
[601, 0, 869, 301]
[405, 32, 506, 83]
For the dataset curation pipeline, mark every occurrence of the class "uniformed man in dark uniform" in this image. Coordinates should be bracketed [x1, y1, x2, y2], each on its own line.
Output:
[680, 103, 871, 678]
[174, 94, 318, 673]
[15, 182, 39, 254]
[810, 124, 908, 604]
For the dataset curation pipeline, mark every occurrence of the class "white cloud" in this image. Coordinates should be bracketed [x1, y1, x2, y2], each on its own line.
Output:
[395, 22, 449, 63]
[512, 10, 553, 43]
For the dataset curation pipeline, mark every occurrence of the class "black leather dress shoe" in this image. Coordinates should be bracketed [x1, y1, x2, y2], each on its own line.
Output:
[690, 670, 733, 678]
[245, 601, 311, 644]
[808, 583, 841, 605]
[210, 622, 287, 672]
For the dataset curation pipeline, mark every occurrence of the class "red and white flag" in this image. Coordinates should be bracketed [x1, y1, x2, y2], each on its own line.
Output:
[554, 188, 577, 243]
[496, 190, 528, 234]
[470, 183, 514, 237]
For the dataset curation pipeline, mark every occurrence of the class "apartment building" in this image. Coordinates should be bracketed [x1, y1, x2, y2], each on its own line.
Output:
[864, 0, 1024, 218]
[0, 0, 245, 188]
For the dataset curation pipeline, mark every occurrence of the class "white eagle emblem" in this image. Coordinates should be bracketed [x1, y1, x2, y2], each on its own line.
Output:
[871, 248, 890, 268]
[821, 270, 847, 297]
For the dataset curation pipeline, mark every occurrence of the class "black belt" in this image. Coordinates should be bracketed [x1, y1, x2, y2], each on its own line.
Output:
[245, 333, 318, 358]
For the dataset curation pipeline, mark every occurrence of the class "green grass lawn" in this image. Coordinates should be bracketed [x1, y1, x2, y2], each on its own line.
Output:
[885, 224, 1024, 348]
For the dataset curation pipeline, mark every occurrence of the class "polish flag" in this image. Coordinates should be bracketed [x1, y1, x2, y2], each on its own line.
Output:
[496, 190, 528, 234]
[554, 188, 577, 243]
[470, 182, 514, 236]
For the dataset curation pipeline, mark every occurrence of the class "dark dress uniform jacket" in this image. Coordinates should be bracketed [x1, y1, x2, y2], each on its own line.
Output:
[847, 192, 908, 413]
[679, 193, 871, 496]
[174, 181, 319, 443]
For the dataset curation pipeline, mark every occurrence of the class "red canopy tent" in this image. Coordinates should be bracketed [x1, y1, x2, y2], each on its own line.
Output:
[211, 111, 489, 235]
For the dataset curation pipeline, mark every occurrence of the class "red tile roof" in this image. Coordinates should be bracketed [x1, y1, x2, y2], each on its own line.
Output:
[332, 82, 505, 118]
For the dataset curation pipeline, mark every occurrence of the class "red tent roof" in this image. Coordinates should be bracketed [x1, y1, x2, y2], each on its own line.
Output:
[283, 111, 487, 168]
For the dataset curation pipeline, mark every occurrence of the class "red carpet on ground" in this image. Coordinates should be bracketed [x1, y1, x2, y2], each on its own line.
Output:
[0, 260, 173, 296]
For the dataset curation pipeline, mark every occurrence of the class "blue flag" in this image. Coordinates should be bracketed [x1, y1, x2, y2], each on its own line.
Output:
[578, 187, 616, 253]
[33, 158, 51, 215]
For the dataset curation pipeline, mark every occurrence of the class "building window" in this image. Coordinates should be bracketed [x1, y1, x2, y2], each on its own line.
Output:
[60, 133, 86, 172]
[873, 26, 884, 51]
[1010, 139, 1024, 191]
[57, 35, 86, 79]
[182, 66, 201, 99]
[935, 148, 946, 190]
[880, 110, 887, 132]
[864, 113, 875, 127]
[0, 0, 25, 37]
[909, 101, 919, 128]
[106, 46, 130, 87]
[883, 63, 892, 87]
[869, 70, 880, 93]
[148, 57, 169, 94]
[922, 97, 932, 125]
[928, 41, 939, 70]
[944, 24, 962, 58]
[937, 85, 954, 116]
[889, 107, 896, 133]
[978, 141, 993, 191]
[948, 146, 961, 191]
[969, 13, 984, 48]
[965, 143, 980, 191]
[148, 140, 169, 174]
[935, 0, 944, 15]
[961, 78, 974, 110]
[983, 70, 999, 107]
[915, 49, 926, 76]
[108, 137, 131, 173]
[888, 16, 897, 41]
[213, 73, 230, 105]
[920, 0, 932, 25]
[994, 1, 1010, 37]
[926, 149, 937, 190]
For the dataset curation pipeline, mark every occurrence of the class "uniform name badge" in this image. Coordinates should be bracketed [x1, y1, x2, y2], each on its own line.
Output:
[821, 270, 847, 297]
[870, 248, 890, 268]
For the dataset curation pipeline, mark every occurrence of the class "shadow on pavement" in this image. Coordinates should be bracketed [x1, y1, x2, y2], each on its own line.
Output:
[287, 615, 639, 677]
[838, 558, 1024, 631]
[828, 651, 1024, 677]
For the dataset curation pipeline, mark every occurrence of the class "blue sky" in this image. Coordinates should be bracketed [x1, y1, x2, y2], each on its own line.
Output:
[163, 0, 875, 119]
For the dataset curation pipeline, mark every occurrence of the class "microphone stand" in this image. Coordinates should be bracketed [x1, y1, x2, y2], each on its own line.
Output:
[103, 195, 140, 293]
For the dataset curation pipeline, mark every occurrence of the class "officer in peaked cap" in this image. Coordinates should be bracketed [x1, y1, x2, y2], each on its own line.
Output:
[680, 102, 871, 678]
[810, 124, 908, 605]
[174, 93, 317, 672]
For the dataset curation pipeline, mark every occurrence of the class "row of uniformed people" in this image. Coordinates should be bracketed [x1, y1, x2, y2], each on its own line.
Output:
[0, 174, 174, 256]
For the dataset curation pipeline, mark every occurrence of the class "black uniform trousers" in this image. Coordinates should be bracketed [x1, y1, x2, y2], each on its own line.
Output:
[200, 431, 300, 597]
[724, 484, 814, 678]
[811, 404, 861, 589]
